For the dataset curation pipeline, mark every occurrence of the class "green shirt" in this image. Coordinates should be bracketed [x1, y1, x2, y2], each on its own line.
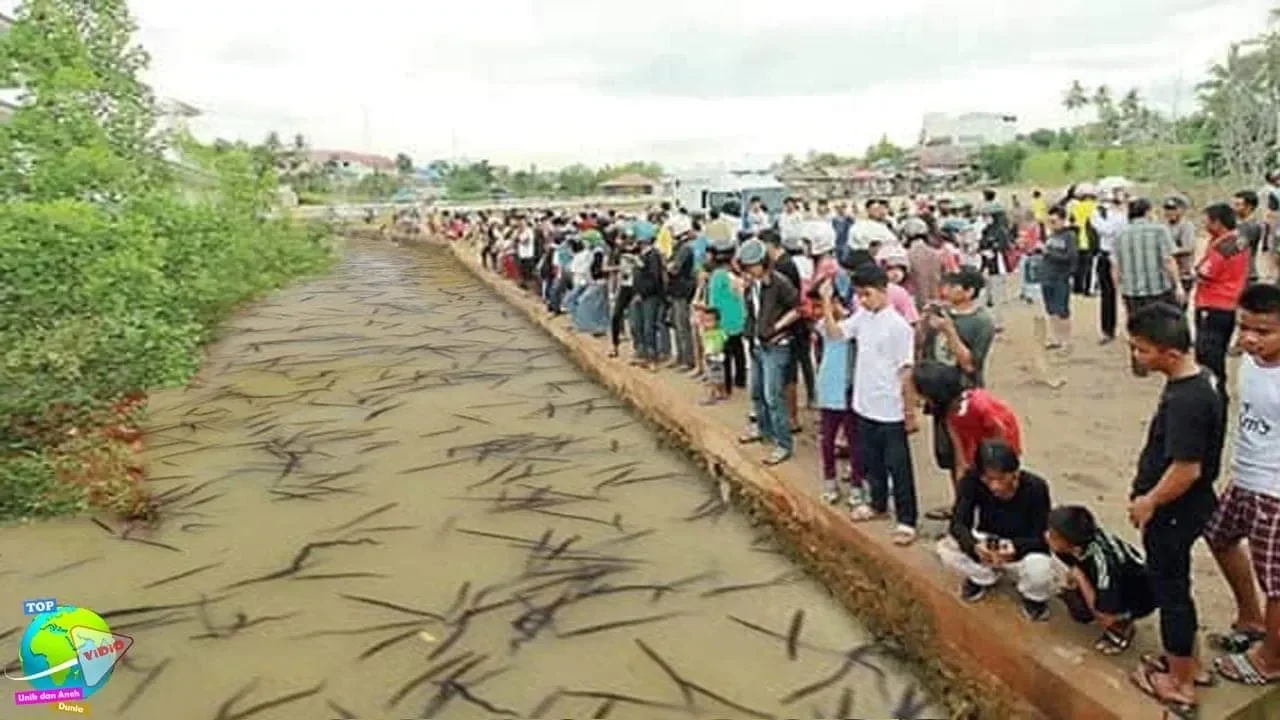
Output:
[923, 306, 996, 387]
[706, 268, 746, 336]
[702, 328, 727, 356]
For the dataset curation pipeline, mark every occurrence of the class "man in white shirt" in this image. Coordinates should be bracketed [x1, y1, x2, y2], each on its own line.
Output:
[819, 263, 920, 546]
[1092, 191, 1129, 344]
[514, 216, 537, 290]
[1204, 283, 1280, 685]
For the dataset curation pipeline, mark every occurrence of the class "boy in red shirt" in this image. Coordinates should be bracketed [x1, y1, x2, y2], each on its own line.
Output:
[912, 361, 1021, 480]
[1196, 202, 1250, 406]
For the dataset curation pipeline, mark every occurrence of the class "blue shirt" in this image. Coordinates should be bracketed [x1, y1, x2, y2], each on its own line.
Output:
[692, 235, 709, 269]
[832, 216, 853, 252]
[815, 330, 854, 410]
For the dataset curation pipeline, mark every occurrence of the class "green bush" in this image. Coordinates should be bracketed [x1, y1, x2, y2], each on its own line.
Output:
[0, 0, 335, 521]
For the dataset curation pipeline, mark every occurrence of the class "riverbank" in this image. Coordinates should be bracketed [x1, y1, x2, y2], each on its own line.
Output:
[437, 235, 1280, 720]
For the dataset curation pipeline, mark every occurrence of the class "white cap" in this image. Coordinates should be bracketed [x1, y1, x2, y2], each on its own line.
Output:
[667, 214, 693, 237]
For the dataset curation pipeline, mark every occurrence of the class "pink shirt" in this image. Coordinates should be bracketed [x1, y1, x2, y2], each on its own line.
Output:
[888, 283, 919, 323]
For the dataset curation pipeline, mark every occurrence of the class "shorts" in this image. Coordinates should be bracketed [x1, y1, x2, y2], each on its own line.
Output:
[704, 355, 725, 384]
[1041, 278, 1071, 318]
[1204, 484, 1280, 599]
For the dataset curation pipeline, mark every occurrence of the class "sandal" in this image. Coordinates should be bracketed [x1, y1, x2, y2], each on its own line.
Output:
[1129, 667, 1198, 719]
[737, 431, 762, 444]
[891, 525, 917, 546]
[1214, 652, 1280, 686]
[608, 348, 619, 358]
[924, 507, 953, 521]
[849, 504, 882, 522]
[1139, 653, 1217, 687]
[1094, 623, 1135, 656]
[1207, 627, 1266, 654]
[762, 448, 791, 466]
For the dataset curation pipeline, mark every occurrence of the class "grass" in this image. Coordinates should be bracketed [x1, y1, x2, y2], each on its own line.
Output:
[1019, 144, 1200, 188]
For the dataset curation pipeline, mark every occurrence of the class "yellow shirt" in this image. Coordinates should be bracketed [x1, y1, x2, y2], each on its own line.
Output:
[1071, 199, 1097, 249]
[1030, 198, 1047, 223]
[656, 225, 674, 259]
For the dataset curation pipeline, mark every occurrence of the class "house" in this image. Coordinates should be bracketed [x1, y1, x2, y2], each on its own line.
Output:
[921, 112, 1018, 147]
[310, 150, 396, 180]
[598, 173, 658, 197]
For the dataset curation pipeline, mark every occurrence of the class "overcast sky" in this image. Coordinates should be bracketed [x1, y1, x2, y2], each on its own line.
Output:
[4, 0, 1276, 169]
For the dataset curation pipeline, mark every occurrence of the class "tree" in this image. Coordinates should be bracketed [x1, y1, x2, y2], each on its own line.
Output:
[395, 152, 413, 175]
[1025, 128, 1058, 149]
[864, 135, 905, 166]
[976, 143, 1029, 183]
[0, 0, 166, 200]
[1063, 80, 1088, 113]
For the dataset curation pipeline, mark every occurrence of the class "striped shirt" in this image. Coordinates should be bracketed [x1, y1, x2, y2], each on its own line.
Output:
[1113, 219, 1175, 298]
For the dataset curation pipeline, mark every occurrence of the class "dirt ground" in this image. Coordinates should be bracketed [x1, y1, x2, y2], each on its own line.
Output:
[0, 243, 938, 720]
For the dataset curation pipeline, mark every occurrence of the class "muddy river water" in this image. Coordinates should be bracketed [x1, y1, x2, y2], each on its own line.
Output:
[1, 242, 939, 719]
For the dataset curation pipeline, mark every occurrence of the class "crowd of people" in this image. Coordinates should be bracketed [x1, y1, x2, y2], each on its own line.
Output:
[423, 178, 1280, 717]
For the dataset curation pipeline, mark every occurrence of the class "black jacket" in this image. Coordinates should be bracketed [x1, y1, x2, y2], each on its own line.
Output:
[743, 270, 799, 345]
[633, 247, 665, 298]
[667, 240, 697, 301]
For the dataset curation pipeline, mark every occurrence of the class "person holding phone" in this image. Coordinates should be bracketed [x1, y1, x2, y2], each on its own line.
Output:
[935, 440, 1056, 621]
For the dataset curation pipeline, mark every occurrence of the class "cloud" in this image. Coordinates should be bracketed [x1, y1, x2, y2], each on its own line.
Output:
[4, 0, 1274, 168]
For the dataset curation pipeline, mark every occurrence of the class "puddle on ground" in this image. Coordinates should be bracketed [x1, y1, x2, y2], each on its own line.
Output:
[0, 242, 939, 719]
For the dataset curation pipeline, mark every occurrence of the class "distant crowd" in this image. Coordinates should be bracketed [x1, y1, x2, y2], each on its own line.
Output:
[420, 176, 1280, 717]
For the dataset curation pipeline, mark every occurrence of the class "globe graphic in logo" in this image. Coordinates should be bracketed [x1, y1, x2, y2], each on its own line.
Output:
[18, 606, 113, 699]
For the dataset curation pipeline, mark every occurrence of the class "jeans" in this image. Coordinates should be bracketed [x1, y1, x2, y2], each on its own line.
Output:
[1097, 252, 1117, 339]
[548, 276, 573, 313]
[1019, 255, 1042, 303]
[858, 415, 918, 527]
[611, 286, 636, 350]
[1073, 248, 1097, 295]
[750, 343, 794, 454]
[937, 536, 1057, 602]
[1195, 306, 1236, 407]
[633, 294, 664, 361]
[669, 297, 695, 368]
[654, 299, 671, 359]
[983, 273, 1007, 325]
[1143, 507, 1212, 658]
[563, 283, 586, 316]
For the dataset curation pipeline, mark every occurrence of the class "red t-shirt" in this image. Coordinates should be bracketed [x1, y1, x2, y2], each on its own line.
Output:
[1195, 234, 1249, 311]
[946, 389, 1022, 468]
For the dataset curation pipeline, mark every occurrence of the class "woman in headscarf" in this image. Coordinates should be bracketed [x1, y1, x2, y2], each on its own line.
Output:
[571, 229, 610, 336]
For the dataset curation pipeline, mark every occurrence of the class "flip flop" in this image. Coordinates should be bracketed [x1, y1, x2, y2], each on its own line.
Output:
[1139, 653, 1217, 687]
[1207, 627, 1266, 654]
[1094, 624, 1135, 656]
[1214, 653, 1280, 686]
[1129, 667, 1198, 719]
[924, 507, 953, 521]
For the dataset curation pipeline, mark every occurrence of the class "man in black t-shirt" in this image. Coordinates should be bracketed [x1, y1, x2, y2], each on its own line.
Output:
[1125, 302, 1224, 714]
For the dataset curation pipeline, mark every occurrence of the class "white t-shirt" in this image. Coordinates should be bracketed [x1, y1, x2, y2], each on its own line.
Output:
[1233, 355, 1280, 498]
[835, 307, 914, 422]
[792, 255, 814, 283]
[515, 228, 535, 259]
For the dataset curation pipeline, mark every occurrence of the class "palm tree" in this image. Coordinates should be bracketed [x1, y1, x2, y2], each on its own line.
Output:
[1063, 80, 1088, 111]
